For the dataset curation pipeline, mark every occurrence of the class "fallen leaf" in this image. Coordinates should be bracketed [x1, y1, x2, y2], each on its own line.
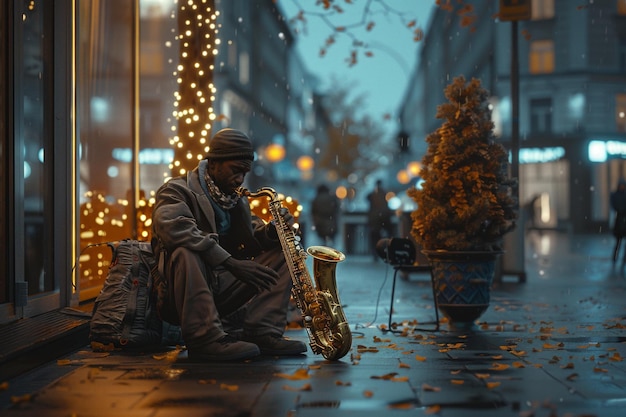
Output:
[56, 359, 72, 366]
[486, 381, 501, 389]
[153, 347, 182, 362]
[357, 345, 379, 353]
[475, 373, 490, 379]
[220, 383, 239, 391]
[451, 379, 465, 385]
[389, 401, 414, 409]
[274, 368, 310, 380]
[415, 354, 427, 362]
[593, 367, 608, 373]
[10, 394, 32, 404]
[610, 352, 623, 362]
[363, 390, 374, 398]
[335, 380, 352, 386]
[561, 363, 575, 369]
[425, 405, 441, 414]
[422, 383, 441, 392]
[489, 363, 510, 371]
[283, 383, 312, 391]
[566, 373, 579, 381]
[90, 341, 115, 352]
[399, 362, 411, 369]
[198, 379, 217, 385]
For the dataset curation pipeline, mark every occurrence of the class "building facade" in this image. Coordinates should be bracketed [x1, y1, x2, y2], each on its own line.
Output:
[0, 0, 318, 325]
[400, 0, 626, 233]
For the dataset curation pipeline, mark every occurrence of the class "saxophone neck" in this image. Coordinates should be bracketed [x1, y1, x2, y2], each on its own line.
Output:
[240, 186, 277, 200]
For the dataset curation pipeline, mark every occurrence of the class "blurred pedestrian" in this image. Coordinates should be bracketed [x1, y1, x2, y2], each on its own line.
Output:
[367, 179, 394, 261]
[610, 179, 626, 265]
[524, 194, 540, 232]
[311, 184, 340, 246]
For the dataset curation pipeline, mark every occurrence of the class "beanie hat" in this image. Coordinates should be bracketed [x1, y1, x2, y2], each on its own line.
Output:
[205, 128, 255, 161]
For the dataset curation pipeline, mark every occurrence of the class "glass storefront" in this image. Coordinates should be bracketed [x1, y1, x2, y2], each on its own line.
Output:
[76, 1, 178, 300]
[1, 0, 6, 304]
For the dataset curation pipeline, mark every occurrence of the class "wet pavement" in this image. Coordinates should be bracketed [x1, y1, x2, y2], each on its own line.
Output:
[2, 230, 626, 416]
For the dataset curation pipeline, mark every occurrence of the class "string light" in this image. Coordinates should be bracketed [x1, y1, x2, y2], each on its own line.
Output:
[169, 0, 220, 176]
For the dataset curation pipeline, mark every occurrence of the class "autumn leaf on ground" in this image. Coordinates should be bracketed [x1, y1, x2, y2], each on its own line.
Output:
[486, 381, 501, 389]
[10, 394, 32, 404]
[363, 390, 374, 398]
[274, 368, 310, 380]
[56, 359, 73, 366]
[422, 383, 441, 392]
[451, 379, 465, 385]
[373, 336, 391, 343]
[198, 379, 217, 385]
[489, 363, 510, 371]
[335, 380, 352, 386]
[609, 352, 623, 362]
[415, 354, 427, 362]
[542, 343, 563, 350]
[425, 405, 441, 414]
[566, 373, 579, 381]
[371, 372, 408, 382]
[389, 401, 414, 409]
[286, 383, 312, 392]
[90, 341, 115, 352]
[220, 383, 239, 392]
[512, 361, 526, 368]
[371, 372, 398, 380]
[399, 362, 411, 369]
[153, 347, 183, 362]
[475, 373, 490, 379]
[0, 381, 8, 391]
[357, 345, 379, 353]
[561, 362, 575, 369]
[594, 367, 608, 373]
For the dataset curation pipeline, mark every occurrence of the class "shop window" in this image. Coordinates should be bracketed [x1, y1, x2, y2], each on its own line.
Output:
[617, 94, 626, 132]
[530, 98, 552, 134]
[532, 0, 554, 20]
[77, 0, 179, 300]
[0, 0, 6, 303]
[529, 40, 555, 74]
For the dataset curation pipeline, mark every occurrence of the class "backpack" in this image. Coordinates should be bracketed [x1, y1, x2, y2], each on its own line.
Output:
[89, 239, 165, 350]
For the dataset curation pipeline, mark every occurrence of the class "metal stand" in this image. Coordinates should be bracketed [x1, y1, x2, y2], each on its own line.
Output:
[388, 265, 440, 332]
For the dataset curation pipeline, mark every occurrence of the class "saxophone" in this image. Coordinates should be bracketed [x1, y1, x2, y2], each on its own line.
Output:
[242, 187, 352, 360]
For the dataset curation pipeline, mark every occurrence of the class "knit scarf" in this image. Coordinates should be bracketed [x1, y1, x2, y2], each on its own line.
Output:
[202, 167, 240, 210]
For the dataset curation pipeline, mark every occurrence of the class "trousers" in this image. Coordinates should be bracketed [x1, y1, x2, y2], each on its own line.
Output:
[163, 246, 292, 349]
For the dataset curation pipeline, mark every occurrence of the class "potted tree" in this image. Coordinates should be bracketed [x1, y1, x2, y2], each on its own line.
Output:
[407, 76, 517, 328]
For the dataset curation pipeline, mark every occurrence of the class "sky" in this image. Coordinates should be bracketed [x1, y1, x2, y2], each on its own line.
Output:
[277, 0, 436, 139]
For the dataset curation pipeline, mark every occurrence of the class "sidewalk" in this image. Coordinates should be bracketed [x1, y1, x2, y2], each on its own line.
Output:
[2, 231, 626, 416]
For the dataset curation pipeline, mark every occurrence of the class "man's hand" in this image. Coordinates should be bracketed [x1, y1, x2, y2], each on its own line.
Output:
[222, 257, 278, 293]
[278, 207, 295, 228]
[268, 207, 296, 238]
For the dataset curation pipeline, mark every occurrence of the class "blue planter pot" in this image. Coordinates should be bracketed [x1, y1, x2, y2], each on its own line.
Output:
[423, 250, 502, 327]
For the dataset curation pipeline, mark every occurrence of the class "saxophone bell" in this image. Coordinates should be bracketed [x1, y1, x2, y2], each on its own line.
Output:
[306, 246, 345, 263]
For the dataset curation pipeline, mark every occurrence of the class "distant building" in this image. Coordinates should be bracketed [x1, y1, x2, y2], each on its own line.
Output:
[400, 0, 626, 233]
